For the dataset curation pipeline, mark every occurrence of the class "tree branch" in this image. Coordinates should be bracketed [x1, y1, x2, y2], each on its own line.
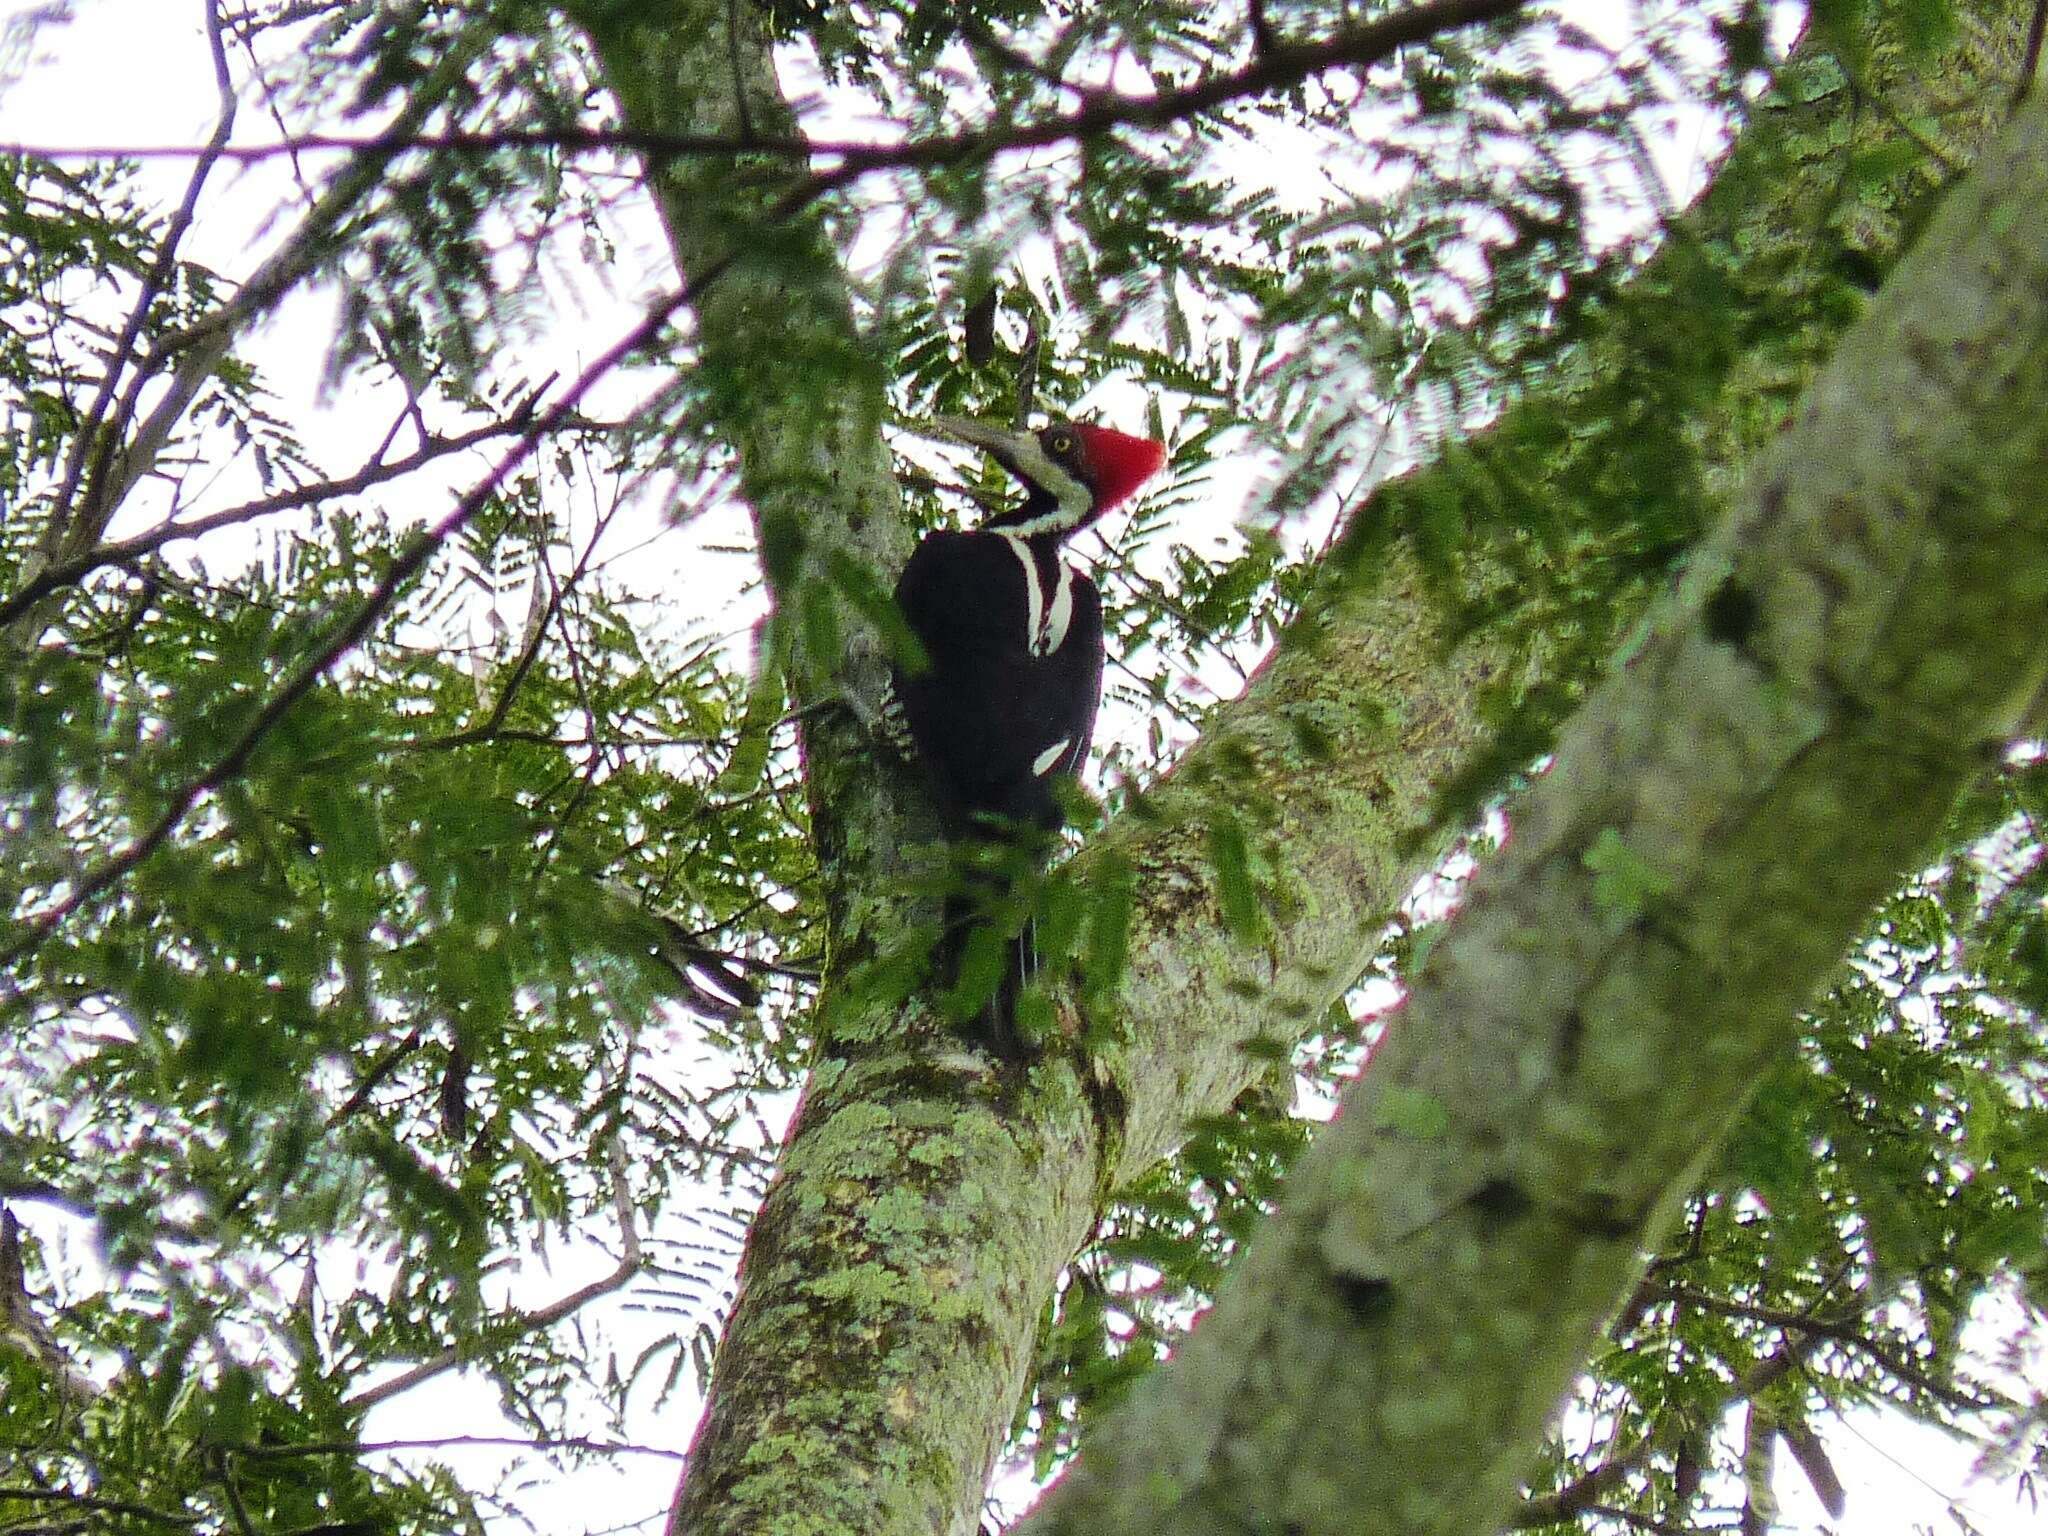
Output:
[38, 0, 238, 578]
[231, 1433, 685, 1461]
[1026, 85, 2048, 1536]
[0, 1487, 200, 1527]
[340, 1239, 641, 1414]
[0, 410, 571, 627]
[5, 27, 496, 660]
[9, 0, 1526, 185]
[1651, 1285, 2018, 1416]
[1515, 1295, 1833, 1528]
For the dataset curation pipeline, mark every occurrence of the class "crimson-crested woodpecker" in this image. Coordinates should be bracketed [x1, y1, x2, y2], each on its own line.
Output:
[882, 416, 1167, 1056]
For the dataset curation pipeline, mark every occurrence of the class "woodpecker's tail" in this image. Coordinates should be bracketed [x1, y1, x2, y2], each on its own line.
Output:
[938, 892, 1041, 1064]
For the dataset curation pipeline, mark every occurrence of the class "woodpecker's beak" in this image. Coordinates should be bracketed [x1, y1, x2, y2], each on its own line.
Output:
[923, 414, 1087, 511]
[924, 415, 1040, 483]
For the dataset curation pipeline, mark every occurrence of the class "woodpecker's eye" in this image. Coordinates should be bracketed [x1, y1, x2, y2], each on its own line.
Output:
[1047, 430, 1075, 457]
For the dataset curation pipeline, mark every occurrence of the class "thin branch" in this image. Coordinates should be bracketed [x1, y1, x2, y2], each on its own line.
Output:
[33, 0, 239, 599]
[1651, 1285, 2017, 1416]
[226, 0, 318, 189]
[6, 0, 1527, 187]
[340, 1239, 641, 1413]
[1517, 1274, 1850, 1528]
[1514, 1431, 1655, 1527]
[1014, 312, 1043, 430]
[451, 498, 587, 751]
[2018, 0, 2048, 110]
[725, 0, 757, 144]
[1833, 47, 1964, 173]
[893, 470, 1008, 514]
[955, 15, 1085, 98]
[1583, 1504, 1737, 1536]
[398, 727, 729, 754]
[11, 28, 493, 654]
[326, 1026, 427, 1127]
[530, 482, 620, 779]
[0, 410, 566, 627]
[223, 1, 345, 27]
[0, 1488, 200, 1527]
[344, 1004, 659, 1417]
[1249, 0, 1281, 56]
[210, 1448, 258, 1536]
[231, 1433, 685, 1461]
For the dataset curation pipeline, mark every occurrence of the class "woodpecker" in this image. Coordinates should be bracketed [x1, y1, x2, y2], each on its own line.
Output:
[883, 415, 1167, 1055]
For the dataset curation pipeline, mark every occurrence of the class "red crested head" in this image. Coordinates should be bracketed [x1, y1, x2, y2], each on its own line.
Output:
[1072, 423, 1168, 514]
[928, 413, 1167, 537]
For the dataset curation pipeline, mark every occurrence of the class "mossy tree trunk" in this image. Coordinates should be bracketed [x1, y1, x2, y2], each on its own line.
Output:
[1030, 80, 2048, 1536]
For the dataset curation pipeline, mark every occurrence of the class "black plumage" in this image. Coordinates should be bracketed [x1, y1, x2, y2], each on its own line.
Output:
[891, 527, 1103, 834]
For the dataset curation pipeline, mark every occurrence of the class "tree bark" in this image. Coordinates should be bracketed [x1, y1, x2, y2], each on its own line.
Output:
[562, 3, 2042, 1534]
[1028, 82, 2048, 1536]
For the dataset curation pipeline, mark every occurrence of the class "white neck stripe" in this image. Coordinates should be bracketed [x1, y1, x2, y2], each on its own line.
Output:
[994, 532, 1045, 655]
[992, 442, 1092, 530]
[994, 531, 1076, 657]
[1001, 503, 1088, 538]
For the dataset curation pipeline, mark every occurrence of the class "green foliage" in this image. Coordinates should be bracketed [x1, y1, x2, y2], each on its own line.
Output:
[3, 13, 817, 1521]
[4, 1, 2043, 1533]
[1017, 1095, 1312, 1474]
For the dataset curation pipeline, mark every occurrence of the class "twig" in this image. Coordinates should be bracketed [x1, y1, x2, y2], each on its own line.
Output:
[1014, 313, 1043, 430]
[1514, 1429, 1655, 1525]
[211, 1447, 258, 1536]
[1651, 1285, 2016, 1416]
[222, 1, 345, 28]
[2019, 0, 2048, 110]
[0, 1488, 200, 1527]
[894, 471, 1008, 514]
[326, 1026, 427, 1126]
[11, 26, 494, 658]
[1249, 0, 1280, 56]
[453, 500, 586, 752]
[1583, 1504, 1736, 1536]
[726, 0, 757, 144]
[956, 16, 1083, 97]
[231, 1433, 685, 1461]
[400, 728, 729, 754]
[339, 1239, 643, 1412]
[1832, 46, 1963, 174]
[0, 412, 563, 627]
[33, 0, 239, 604]
[339, 1096, 646, 1416]
[1517, 1268, 1854, 1528]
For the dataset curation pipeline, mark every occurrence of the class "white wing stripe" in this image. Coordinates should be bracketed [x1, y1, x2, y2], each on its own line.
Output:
[1032, 738, 1072, 777]
[1041, 563, 1075, 655]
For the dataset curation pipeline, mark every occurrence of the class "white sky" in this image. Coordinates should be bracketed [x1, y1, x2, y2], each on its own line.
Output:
[3, 4, 2044, 1535]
